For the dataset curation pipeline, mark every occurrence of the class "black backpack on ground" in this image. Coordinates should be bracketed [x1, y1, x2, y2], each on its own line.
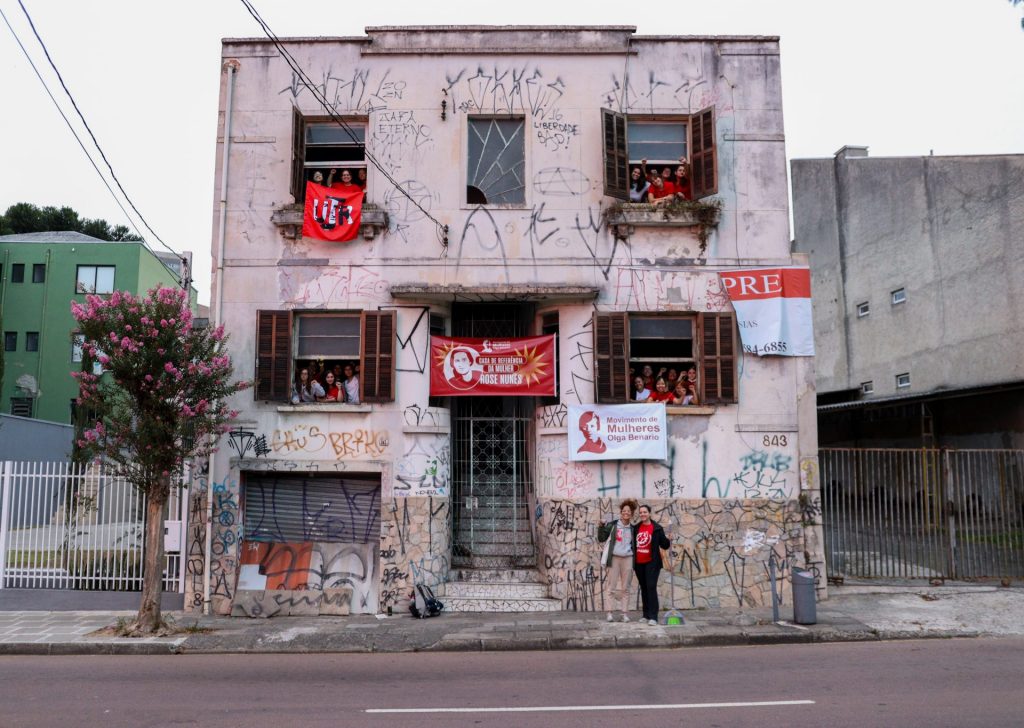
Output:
[409, 584, 444, 618]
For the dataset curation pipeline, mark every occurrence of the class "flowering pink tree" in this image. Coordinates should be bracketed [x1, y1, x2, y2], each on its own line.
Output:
[72, 287, 247, 634]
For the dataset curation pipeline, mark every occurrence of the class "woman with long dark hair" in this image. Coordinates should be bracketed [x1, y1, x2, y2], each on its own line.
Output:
[632, 504, 671, 625]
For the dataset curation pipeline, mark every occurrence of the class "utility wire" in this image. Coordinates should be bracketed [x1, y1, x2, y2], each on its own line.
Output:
[238, 0, 449, 245]
[15, 0, 187, 269]
[0, 6, 144, 243]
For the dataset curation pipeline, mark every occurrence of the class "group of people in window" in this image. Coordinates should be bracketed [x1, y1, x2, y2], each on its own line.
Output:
[630, 364, 699, 406]
[628, 157, 693, 205]
[310, 167, 367, 192]
[291, 361, 360, 405]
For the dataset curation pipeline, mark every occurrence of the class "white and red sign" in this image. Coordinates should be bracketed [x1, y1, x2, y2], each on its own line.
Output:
[719, 268, 815, 357]
[302, 180, 363, 242]
[429, 335, 556, 397]
[568, 404, 667, 462]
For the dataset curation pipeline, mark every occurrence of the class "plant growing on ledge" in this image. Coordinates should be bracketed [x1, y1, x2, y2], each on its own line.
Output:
[71, 287, 248, 635]
[602, 197, 723, 253]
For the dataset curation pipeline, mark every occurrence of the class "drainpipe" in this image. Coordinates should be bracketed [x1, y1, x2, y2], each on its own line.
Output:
[33, 249, 52, 410]
[204, 58, 239, 615]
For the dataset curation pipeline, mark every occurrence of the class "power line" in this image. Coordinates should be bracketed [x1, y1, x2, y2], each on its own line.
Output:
[238, 0, 449, 247]
[16, 0, 182, 266]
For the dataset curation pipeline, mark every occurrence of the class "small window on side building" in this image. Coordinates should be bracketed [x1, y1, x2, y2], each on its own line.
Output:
[896, 372, 911, 389]
[4, 332, 16, 351]
[891, 288, 906, 305]
[10, 397, 33, 417]
[861, 381, 874, 395]
[856, 302, 870, 318]
[11, 264, 24, 283]
[76, 265, 115, 294]
[32, 264, 46, 283]
[25, 332, 39, 352]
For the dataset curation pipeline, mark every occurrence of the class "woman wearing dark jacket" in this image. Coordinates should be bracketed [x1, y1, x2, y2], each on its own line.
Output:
[631, 504, 671, 625]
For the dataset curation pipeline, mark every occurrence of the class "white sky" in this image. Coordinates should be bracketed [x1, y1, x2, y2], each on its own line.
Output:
[1, 1, 1021, 305]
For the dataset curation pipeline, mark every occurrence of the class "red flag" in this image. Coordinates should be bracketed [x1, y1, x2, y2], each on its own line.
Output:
[429, 336, 556, 397]
[302, 180, 363, 242]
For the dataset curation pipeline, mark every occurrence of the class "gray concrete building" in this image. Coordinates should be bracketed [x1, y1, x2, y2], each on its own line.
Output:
[792, 147, 1024, 448]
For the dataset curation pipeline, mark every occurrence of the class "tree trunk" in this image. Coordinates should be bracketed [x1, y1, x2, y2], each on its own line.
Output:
[135, 481, 169, 634]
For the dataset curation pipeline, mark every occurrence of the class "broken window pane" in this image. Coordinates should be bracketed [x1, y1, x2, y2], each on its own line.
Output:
[467, 118, 525, 205]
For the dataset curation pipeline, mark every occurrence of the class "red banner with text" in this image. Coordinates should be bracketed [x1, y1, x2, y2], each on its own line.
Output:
[302, 180, 363, 242]
[429, 335, 556, 397]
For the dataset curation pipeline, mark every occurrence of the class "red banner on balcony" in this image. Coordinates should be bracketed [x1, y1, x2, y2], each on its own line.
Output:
[429, 335, 556, 397]
[302, 180, 363, 242]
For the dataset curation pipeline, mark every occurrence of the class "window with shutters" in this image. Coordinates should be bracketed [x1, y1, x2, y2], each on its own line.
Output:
[592, 311, 737, 406]
[601, 107, 717, 202]
[290, 113, 368, 203]
[254, 309, 395, 404]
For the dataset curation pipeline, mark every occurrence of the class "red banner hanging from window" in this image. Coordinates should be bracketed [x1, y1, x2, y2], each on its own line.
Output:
[302, 180, 363, 242]
[429, 335, 556, 397]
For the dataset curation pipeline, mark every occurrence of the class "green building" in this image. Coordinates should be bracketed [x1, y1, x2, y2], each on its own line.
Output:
[0, 232, 198, 424]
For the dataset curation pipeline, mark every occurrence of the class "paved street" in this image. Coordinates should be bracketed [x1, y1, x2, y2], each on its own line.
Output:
[2, 638, 1022, 727]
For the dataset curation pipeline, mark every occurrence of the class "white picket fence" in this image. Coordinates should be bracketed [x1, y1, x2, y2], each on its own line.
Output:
[0, 461, 188, 592]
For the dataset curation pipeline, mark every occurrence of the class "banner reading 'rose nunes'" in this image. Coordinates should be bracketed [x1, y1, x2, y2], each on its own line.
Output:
[429, 335, 556, 397]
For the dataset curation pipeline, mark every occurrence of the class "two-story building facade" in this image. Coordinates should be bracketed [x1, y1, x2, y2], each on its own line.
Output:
[197, 26, 823, 618]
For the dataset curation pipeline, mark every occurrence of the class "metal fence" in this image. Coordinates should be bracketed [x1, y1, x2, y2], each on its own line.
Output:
[821, 448, 1024, 580]
[0, 461, 187, 591]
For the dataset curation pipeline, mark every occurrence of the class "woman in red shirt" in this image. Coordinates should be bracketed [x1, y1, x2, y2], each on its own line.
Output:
[631, 504, 671, 625]
[647, 377, 674, 403]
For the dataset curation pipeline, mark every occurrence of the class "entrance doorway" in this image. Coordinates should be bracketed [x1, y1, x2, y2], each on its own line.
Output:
[450, 303, 536, 568]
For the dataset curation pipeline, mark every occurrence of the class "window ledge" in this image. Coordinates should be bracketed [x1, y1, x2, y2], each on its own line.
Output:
[402, 425, 450, 435]
[276, 403, 373, 413]
[666, 405, 716, 416]
[270, 202, 388, 240]
[603, 199, 722, 250]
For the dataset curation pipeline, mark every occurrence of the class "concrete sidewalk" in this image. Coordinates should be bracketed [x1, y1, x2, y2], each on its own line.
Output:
[0, 583, 1021, 656]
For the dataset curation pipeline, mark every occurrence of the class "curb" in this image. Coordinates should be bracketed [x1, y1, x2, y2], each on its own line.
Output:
[0, 629, 986, 656]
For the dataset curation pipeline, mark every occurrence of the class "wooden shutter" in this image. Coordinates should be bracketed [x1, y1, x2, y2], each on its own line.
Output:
[690, 106, 717, 198]
[593, 312, 629, 403]
[700, 312, 736, 404]
[361, 310, 396, 403]
[256, 310, 292, 401]
[290, 107, 306, 202]
[601, 109, 629, 200]
[540, 312, 560, 405]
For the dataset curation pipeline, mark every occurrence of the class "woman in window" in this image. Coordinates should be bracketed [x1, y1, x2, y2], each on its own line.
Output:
[326, 168, 363, 197]
[319, 370, 344, 402]
[641, 365, 655, 391]
[632, 376, 651, 402]
[684, 365, 698, 392]
[629, 166, 650, 202]
[291, 367, 325, 404]
[647, 376, 674, 403]
[342, 363, 360, 405]
[647, 175, 674, 206]
[672, 158, 692, 201]
[671, 379, 695, 406]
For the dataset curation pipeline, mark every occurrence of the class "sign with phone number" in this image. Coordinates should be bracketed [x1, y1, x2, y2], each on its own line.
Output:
[720, 268, 815, 357]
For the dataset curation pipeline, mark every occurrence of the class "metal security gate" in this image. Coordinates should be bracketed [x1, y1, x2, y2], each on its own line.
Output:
[0, 461, 187, 591]
[451, 397, 534, 565]
[450, 302, 536, 567]
[821, 448, 1024, 580]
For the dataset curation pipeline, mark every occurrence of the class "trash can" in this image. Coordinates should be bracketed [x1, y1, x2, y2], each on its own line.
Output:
[791, 570, 817, 625]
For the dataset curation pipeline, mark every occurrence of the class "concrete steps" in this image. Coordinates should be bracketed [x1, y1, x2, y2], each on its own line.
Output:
[441, 566, 562, 613]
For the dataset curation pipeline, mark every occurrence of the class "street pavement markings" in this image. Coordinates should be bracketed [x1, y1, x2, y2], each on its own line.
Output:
[368, 700, 815, 714]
